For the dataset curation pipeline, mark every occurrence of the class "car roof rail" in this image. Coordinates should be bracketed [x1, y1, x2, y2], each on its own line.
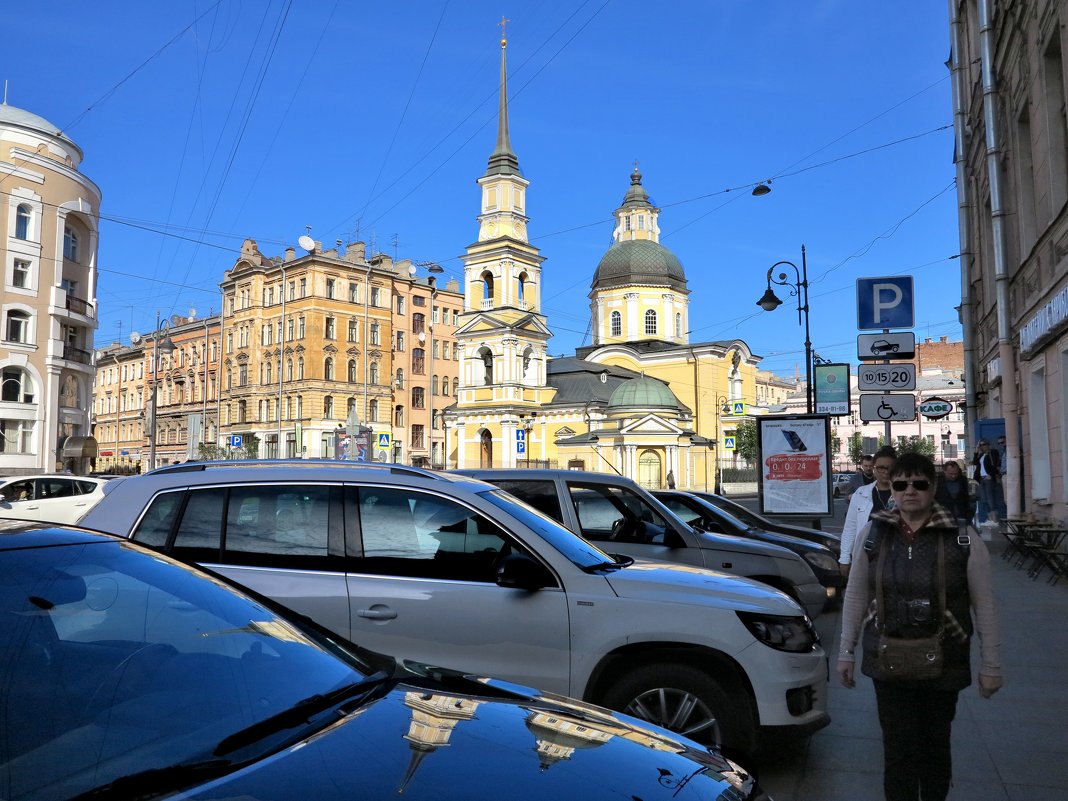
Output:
[145, 459, 445, 480]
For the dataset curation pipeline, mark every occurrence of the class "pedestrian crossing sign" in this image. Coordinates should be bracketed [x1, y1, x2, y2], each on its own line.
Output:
[723, 436, 736, 451]
[731, 401, 746, 416]
[377, 433, 392, 449]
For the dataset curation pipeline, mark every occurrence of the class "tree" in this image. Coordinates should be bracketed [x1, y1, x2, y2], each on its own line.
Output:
[734, 420, 759, 463]
[197, 443, 224, 461]
[848, 432, 864, 465]
[240, 433, 261, 460]
[895, 435, 935, 457]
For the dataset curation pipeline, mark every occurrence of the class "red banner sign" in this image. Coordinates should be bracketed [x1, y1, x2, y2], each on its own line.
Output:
[765, 453, 823, 482]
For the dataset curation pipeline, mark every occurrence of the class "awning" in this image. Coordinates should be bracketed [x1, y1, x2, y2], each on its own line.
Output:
[60, 436, 99, 458]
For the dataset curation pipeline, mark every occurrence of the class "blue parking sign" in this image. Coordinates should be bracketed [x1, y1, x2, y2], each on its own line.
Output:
[857, 276, 914, 330]
[229, 434, 243, 448]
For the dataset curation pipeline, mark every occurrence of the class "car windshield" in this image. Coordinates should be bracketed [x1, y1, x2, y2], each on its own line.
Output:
[480, 489, 611, 567]
[0, 539, 372, 799]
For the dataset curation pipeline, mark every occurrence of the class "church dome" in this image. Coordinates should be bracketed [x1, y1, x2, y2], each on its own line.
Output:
[592, 239, 688, 292]
[607, 375, 680, 409]
[0, 103, 81, 157]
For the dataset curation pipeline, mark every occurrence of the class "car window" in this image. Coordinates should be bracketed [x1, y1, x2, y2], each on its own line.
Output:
[74, 480, 98, 495]
[657, 496, 704, 527]
[488, 479, 563, 522]
[131, 491, 185, 545]
[566, 483, 670, 544]
[36, 478, 75, 499]
[225, 485, 331, 557]
[3, 479, 35, 501]
[352, 487, 512, 583]
[173, 488, 226, 553]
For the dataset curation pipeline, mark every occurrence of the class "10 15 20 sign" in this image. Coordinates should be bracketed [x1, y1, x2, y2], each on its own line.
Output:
[857, 363, 916, 391]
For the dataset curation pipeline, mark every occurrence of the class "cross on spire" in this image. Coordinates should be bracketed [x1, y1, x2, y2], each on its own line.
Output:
[499, 15, 510, 46]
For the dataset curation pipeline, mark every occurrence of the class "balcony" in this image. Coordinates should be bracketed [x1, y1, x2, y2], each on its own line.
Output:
[65, 296, 95, 319]
[63, 344, 93, 365]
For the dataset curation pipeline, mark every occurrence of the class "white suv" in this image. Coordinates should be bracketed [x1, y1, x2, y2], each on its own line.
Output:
[0, 474, 109, 524]
[79, 460, 830, 753]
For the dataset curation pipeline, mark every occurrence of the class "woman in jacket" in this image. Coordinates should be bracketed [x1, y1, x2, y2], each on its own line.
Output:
[836, 452, 1002, 801]
[839, 446, 897, 579]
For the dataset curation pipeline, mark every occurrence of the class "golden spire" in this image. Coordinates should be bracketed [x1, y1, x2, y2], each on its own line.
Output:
[499, 15, 509, 47]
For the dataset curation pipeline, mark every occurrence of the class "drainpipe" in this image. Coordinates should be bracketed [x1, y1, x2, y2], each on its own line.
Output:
[978, 0, 1021, 516]
[948, 0, 979, 447]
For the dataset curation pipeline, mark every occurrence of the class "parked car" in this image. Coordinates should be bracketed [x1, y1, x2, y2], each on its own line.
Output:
[456, 468, 827, 618]
[0, 474, 109, 524]
[652, 490, 843, 599]
[78, 460, 829, 753]
[831, 473, 853, 498]
[0, 524, 767, 801]
[689, 492, 843, 557]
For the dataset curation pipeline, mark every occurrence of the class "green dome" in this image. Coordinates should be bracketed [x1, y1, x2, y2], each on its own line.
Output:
[607, 375, 680, 409]
[592, 240, 688, 292]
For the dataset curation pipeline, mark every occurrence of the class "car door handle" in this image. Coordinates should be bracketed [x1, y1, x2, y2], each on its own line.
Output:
[357, 606, 398, 621]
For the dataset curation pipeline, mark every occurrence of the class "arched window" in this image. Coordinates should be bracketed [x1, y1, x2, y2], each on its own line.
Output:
[63, 227, 79, 262]
[265, 361, 272, 384]
[347, 397, 356, 416]
[395, 405, 404, 426]
[286, 358, 293, 381]
[395, 368, 404, 389]
[348, 360, 357, 382]
[610, 310, 621, 337]
[297, 357, 305, 380]
[479, 348, 493, 385]
[323, 396, 334, 419]
[441, 376, 449, 396]
[1, 367, 34, 403]
[517, 271, 528, 302]
[644, 309, 657, 335]
[6, 310, 31, 343]
[431, 374, 438, 396]
[412, 387, 425, 409]
[369, 399, 378, 422]
[15, 205, 30, 240]
[675, 313, 683, 338]
[369, 362, 379, 384]
[481, 271, 494, 302]
[412, 348, 426, 375]
[324, 357, 334, 381]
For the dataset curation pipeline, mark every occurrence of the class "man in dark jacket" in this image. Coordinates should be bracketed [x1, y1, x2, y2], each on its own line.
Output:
[936, 460, 973, 527]
[972, 440, 1003, 524]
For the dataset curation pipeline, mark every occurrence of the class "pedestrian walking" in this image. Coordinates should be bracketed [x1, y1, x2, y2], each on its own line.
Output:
[837, 452, 1002, 801]
[971, 440, 1004, 524]
[847, 454, 876, 496]
[839, 446, 897, 580]
[935, 460, 974, 528]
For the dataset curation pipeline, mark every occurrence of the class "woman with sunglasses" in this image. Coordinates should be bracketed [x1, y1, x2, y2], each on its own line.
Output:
[836, 452, 1003, 801]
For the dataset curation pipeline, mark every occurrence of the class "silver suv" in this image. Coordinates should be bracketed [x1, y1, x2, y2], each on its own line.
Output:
[79, 460, 829, 752]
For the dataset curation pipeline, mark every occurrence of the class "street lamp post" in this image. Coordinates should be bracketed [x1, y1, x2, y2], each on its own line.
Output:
[756, 245, 813, 413]
[714, 396, 729, 494]
[147, 312, 176, 471]
[419, 262, 444, 468]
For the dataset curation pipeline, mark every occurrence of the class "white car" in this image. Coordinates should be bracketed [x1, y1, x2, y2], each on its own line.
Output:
[0, 474, 109, 524]
[78, 460, 830, 754]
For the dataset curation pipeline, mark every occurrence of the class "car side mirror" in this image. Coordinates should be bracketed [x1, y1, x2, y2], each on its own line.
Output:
[496, 553, 551, 591]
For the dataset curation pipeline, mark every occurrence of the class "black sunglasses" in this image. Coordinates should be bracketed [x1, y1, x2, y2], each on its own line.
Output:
[891, 479, 931, 492]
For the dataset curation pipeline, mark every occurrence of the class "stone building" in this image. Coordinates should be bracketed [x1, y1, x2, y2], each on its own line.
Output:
[1, 102, 99, 474]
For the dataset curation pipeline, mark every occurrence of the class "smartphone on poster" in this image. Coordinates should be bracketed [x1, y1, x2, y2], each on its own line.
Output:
[782, 430, 807, 452]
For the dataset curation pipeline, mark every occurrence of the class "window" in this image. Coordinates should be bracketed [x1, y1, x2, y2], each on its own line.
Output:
[395, 405, 404, 427]
[265, 361, 272, 384]
[297, 357, 305, 380]
[298, 317, 305, 338]
[2, 368, 34, 403]
[396, 296, 405, 314]
[411, 425, 424, 449]
[14, 205, 30, 240]
[352, 487, 511, 583]
[396, 331, 405, 351]
[237, 400, 247, 423]
[12, 259, 30, 288]
[287, 318, 294, 341]
[481, 272, 493, 302]
[610, 310, 621, 337]
[491, 480, 563, 522]
[370, 323, 380, 345]
[443, 341, 449, 360]
[412, 387, 425, 408]
[370, 287, 381, 307]
[324, 358, 334, 381]
[300, 278, 307, 297]
[286, 358, 293, 381]
[323, 396, 334, 418]
[348, 360, 357, 382]
[349, 282, 358, 303]
[442, 376, 450, 396]
[263, 324, 272, 346]
[63, 228, 79, 262]
[624, 216, 632, 231]
[296, 395, 303, 418]
[644, 309, 657, 335]
[238, 364, 248, 386]
[289, 280, 296, 300]
[348, 319, 358, 342]
[395, 368, 404, 389]
[412, 313, 425, 335]
[325, 317, 336, 339]
[369, 362, 379, 384]
[431, 375, 438, 396]
[412, 348, 426, 375]
[412, 296, 425, 307]
[5, 310, 30, 343]
[368, 399, 378, 422]
[452, 310, 459, 325]
[0, 419, 33, 454]
[566, 482, 670, 543]
[432, 340, 439, 359]
[432, 306, 439, 324]
[326, 278, 336, 299]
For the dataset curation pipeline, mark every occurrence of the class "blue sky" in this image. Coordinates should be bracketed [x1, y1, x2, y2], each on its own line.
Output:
[6, 1, 961, 379]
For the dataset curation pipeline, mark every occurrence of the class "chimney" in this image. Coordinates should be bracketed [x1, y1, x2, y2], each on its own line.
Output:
[284, 247, 296, 262]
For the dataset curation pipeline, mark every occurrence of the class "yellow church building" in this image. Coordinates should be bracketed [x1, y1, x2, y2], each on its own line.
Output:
[443, 34, 774, 490]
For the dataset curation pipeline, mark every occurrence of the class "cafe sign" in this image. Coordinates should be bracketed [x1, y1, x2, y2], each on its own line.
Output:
[918, 397, 953, 420]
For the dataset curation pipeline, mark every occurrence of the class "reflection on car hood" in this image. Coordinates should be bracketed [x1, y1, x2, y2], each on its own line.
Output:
[186, 680, 760, 800]
[602, 559, 800, 615]
[692, 529, 803, 560]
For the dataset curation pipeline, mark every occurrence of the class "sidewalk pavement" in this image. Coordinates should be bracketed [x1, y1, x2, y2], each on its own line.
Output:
[756, 530, 1068, 800]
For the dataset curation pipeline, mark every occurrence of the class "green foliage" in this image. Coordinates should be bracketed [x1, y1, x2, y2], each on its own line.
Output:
[241, 433, 261, 460]
[848, 432, 864, 464]
[734, 420, 759, 463]
[830, 433, 842, 454]
[197, 443, 224, 461]
[895, 435, 935, 457]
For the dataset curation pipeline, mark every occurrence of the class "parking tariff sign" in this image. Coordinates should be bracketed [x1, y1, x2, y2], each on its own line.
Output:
[857, 276, 915, 330]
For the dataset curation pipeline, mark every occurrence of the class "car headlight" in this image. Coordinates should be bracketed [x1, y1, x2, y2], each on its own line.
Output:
[803, 551, 839, 572]
[736, 611, 818, 652]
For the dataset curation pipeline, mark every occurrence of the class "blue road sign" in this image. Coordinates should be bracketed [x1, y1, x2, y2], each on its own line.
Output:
[857, 276, 915, 330]
[731, 401, 746, 416]
[517, 441, 526, 454]
[229, 434, 243, 448]
[377, 433, 392, 449]
[723, 436, 736, 451]
[516, 429, 526, 442]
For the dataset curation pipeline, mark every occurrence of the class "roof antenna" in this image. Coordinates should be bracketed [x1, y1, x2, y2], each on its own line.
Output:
[3, 81, 8, 105]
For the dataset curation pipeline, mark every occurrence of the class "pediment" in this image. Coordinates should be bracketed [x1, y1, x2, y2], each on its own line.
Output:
[619, 413, 683, 435]
[555, 426, 577, 437]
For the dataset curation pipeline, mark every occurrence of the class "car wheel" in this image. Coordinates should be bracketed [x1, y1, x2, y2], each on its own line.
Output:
[599, 663, 750, 750]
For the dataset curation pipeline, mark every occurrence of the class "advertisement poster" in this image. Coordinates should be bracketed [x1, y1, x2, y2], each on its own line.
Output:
[814, 363, 851, 416]
[757, 415, 832, 516]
